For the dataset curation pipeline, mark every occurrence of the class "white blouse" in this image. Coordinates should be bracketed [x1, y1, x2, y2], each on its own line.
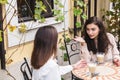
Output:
[32, 57, 73, 80]
[80, 33, 120, 62]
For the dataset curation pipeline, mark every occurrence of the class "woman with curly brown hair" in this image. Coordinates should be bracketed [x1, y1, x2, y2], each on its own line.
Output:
[74, 16, 120, 66]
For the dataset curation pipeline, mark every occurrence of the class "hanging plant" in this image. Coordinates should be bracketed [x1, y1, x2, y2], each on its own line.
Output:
[34, 0, 46, 22]
[74, 0, 87, 30]
[53, 0, 64, 22]
[34, 0, 64, 23]
[59, 33, 71, 61]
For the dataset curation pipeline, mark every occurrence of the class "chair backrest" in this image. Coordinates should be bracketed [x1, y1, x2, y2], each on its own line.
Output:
[20, 57, 32, 80]
[117, 41, 120, 52]
[64, 39, 81, 65]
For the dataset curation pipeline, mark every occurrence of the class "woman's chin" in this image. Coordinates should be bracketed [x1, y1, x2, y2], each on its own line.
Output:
[89, 37, 95, 39]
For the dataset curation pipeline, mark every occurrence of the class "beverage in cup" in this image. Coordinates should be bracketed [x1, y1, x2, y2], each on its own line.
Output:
[88, 63, 96, 74]
[97, 53, 104, 64]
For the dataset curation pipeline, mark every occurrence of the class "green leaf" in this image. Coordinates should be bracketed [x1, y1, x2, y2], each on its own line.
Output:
[55, 15, 64, 22]
[34, 8, 42, 15]
[18, 24, 27, 33]
[0, 36, 2, 42]
[0, 0, 8, 4]
[41, 6, 47, 12]
[34, 0, 47, 22]
[58, 3, 64, 8]
[53, 10, 61, 16]
[63, 53, 68, 61]
[59, 46, 65, 50]
[81, 13, 87, 19]
[38, 17, 46, 23]
[54, 0, 59, 5]
[74, 8, 82, 16]
[77, 0, 84, 7]
[61, 77, 64, 80]
[66, 37, 71, 43]
[76, 22, 81, 28]
[0, 30, 2, 42]
[34, 14, 39, 19]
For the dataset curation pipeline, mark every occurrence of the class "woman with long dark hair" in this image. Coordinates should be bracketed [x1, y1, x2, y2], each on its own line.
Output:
[31, 25, 87, 80]
[74, 16, 120, 66]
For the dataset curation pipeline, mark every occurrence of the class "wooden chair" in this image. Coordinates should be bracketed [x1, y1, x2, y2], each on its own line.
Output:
[20, 57, 32, 80]
[64, 38, 83, 80]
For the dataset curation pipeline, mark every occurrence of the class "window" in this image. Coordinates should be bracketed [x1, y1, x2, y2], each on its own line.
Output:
[17, 0, 35, 22]
[17, 0, 54, 23]
[41, 0, 54, 18]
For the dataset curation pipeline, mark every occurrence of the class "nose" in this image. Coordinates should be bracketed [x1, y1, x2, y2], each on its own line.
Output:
[88, 30, 92, 35]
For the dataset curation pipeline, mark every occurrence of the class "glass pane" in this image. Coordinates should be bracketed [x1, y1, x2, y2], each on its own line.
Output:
[17, 0, 34, 22]
[41, 0, 54, 18]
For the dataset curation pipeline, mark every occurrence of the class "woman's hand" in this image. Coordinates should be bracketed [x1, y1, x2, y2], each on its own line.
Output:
[73, 36, 86, 46]
[72, 59, 87, 70]
[113, 58, 120, 66]
[74, 36, 85, 43]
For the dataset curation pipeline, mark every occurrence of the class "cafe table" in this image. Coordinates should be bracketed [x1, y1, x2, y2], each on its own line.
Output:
[72, 62, 120, 80]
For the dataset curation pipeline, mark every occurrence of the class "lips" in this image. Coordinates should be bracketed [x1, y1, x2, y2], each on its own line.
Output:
[89, 35, 94, 38]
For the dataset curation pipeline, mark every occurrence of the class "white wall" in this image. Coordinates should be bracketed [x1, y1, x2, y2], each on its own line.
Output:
[5, 0, 69, 47]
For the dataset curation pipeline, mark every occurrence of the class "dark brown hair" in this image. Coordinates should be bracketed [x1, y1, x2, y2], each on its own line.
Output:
[83, 16, 112, 54]
[31, 25, 58, 69]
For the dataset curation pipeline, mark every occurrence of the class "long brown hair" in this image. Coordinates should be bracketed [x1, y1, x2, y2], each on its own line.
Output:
[31, 25, 58, 69]
[83, 16, 112, 54]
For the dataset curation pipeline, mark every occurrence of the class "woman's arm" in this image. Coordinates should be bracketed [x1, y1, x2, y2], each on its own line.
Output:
[107, 33, 120, 66]
[107, 33, 120, 58]
[59, 59, 87, 75]
[74, 37, 91, 62]
[59, 65, 73, 75]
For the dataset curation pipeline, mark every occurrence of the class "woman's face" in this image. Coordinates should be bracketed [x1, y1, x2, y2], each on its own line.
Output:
[86, 23, 100, 39]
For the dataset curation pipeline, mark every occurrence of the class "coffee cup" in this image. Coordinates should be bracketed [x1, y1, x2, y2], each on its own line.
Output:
[88, 63, 96, 74]
[96, 53, 104, 64]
